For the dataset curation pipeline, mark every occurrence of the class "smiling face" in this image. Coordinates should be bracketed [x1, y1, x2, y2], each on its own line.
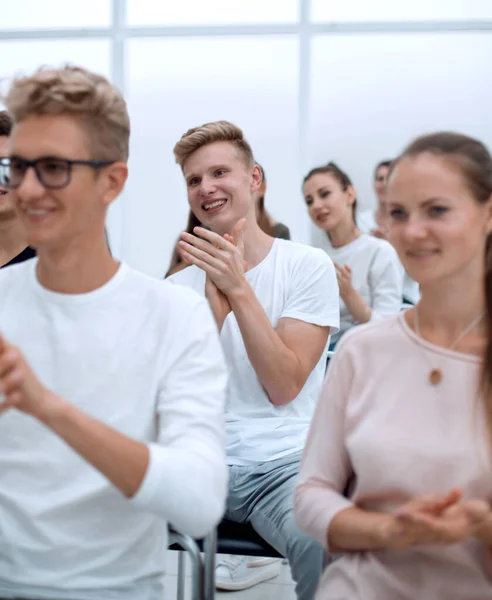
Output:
[303, 172, 356, 232]
[8, 113, 126, 251]
[183, 141, 261, 235]
[386, 153, 492, 287]
[0, 135, 16, 221]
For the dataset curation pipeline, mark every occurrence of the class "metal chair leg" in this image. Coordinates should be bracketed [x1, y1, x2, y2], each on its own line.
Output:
[177, 551, 186, 600]
[203, 529, 217, 600]
[169, 532, 205, 600]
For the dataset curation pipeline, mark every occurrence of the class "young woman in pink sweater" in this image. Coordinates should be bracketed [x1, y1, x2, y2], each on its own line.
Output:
[295, 132, 492, 600]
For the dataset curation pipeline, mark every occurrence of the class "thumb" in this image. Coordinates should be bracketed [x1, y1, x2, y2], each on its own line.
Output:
[232, 218, 246, 247]
[465, 500, 490, 523]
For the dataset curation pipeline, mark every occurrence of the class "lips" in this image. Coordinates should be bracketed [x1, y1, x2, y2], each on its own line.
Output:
[21, 206, 56, 223]
[406, 249, 439, 258]
[202, 198, 227, 213]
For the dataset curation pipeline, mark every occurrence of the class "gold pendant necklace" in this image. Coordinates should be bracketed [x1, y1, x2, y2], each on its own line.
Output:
[413, 307, 484, 386]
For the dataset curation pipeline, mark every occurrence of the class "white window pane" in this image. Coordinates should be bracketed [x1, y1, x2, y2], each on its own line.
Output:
[312, 0, 492, 22]
[0, 40, 111, 82]
[308, 32, 492, 247]
[128, 0, 298, 26]
[125, 36, 300, 278]
[1, 0, 111, 29]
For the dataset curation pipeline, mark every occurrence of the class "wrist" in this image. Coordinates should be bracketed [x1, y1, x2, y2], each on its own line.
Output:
[359, 304, 372, 323]
[36, 391, 71, 426]
[371, 514, 397, 549]
[225, 278, 251, 303]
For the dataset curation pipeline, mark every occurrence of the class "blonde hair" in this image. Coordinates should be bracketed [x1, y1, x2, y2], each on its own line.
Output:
[4, 65, 130, 162]
[173, 120, 254, 169]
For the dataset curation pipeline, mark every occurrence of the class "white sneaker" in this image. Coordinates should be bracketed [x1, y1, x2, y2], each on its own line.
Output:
[215, 555, 281, 591]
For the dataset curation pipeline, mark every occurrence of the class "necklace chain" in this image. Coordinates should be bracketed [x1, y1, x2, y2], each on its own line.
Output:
[413, 307, 484, 385]
[414, 307, 485, 351]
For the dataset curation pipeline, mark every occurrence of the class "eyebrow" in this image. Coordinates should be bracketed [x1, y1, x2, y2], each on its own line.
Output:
[388, 196, 452, 209]
[185, 164, 229, 179]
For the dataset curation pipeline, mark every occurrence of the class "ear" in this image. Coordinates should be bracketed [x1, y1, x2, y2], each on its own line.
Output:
[101, 162, 128, 207]
[347, 185, 356, 206]
[250, 163, 262, 194]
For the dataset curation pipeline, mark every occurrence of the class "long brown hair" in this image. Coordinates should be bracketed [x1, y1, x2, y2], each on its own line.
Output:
[303, 161, 358, 222]
[165, 211, 201, 278]
[396, 132, 492, 436]
[255, 163, 275, 237]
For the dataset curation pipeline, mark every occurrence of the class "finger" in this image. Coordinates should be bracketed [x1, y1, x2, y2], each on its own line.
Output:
[180, 232, 226, 257]
[193, 227, 235, 251]
[397, 489, 462, 517]
[0, 392, 21, 414]
[179, 248, 222, 279]
[0, 366, 24, 396]
[427, 489, 462, 514]
[178, 240, 225, 268]
[0, 348, 20, 378]
[464, 500, 491, 523]
[232, 218, 246, 245]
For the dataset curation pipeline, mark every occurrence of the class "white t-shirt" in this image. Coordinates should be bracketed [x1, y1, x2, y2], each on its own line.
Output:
[356, 210, 420, 305]
[316, 234, 403, 344]
[356, 209, 377, 234]
[0, 259, 228, 600]
[169, 239, 339, 466]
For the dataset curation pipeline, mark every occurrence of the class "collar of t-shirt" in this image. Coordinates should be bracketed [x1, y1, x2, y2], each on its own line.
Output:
[1, 246, 36, 269]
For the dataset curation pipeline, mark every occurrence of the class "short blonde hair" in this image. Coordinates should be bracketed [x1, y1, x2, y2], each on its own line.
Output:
[174, 120, 254, 169]
[4, 65, 130, 162]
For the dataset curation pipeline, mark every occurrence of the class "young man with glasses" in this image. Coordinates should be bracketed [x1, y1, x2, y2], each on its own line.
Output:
[0, 66, 228, 600]
[0, 111, 35, 267]
[169, 121, 340, 599]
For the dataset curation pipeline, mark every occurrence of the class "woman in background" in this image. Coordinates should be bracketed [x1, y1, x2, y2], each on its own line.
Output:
[303, 161, 403, 348]
[295, 132, 492, 599]
[255, 163, 290, 240]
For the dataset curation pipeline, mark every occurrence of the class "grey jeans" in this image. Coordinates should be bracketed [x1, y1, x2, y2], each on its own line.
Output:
[226, 452, 324, 600]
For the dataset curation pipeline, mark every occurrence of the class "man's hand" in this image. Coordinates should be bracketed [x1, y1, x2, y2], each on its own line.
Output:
[179, 218, 248, 296]
[205, 276, 231, 331]
[0, 333, 57, 420]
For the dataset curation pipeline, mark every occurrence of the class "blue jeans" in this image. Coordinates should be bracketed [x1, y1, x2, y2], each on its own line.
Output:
[226, 452, 324, 600]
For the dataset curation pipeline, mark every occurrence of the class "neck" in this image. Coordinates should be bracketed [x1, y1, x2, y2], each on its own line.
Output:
[417, 261, 486, 344]
[327, 217, 359, 248]
[36, 233, 118, 294]
[0, 217, 28, 265]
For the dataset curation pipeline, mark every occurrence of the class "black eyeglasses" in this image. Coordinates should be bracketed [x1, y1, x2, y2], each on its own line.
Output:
[0, 156, 117, 190]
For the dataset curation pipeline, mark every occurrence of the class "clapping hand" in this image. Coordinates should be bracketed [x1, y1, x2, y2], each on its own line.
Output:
[179, 218, 247, 296]
[0, 333, 54, 419]
[381, 489, 492, 549]
[334, 262, 354, 299]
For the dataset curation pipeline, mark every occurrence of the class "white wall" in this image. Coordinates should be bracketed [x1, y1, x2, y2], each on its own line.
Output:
[1, 0, 492, 276]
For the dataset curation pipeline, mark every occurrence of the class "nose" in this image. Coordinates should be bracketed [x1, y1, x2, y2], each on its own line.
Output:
[310, 196, 323, 213]
[16, 166, 46, 201]
[402, 215, 428, 241]
[199, 175, 217, 197]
